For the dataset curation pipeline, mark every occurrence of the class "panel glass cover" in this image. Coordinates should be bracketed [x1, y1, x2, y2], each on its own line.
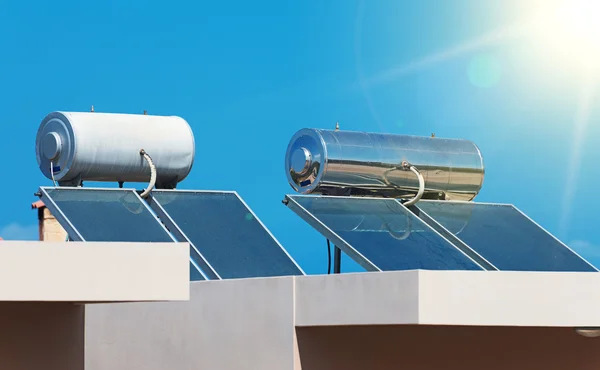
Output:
[288, 195, 483, 271]
[415, 201, 597, 272]
[151, 191, 304, 279]
[43, 188, 173, 242]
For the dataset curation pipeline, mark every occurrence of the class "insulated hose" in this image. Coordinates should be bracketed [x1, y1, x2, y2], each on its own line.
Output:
[402, 162, 425, 207]
[139, 149, 157, 198]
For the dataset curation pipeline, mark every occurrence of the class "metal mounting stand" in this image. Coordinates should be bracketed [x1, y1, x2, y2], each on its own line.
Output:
[333, 246, 342, 274]
[57, 174, 83, 187]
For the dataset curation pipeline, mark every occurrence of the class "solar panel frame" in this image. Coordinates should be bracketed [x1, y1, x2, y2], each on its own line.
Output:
[285, 194, 379, 271]
[511, 204, 598, 271]
[234, 191, 305, 276]
[148, 189, 306, 279]
[39, 186, 209, 280]
[285, 194, 488, 272]
[146, 191, 221, 280]
[39, 187, 85, 241]
[40, 186, 182, 243]
[404, 201, 498, 271]
[412, 199, 599, 272]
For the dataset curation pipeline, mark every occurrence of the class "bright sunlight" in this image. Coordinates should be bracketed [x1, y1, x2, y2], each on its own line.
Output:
[532, 0, 600, 69]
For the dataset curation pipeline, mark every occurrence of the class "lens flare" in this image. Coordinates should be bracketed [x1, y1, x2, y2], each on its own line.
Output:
[467, 54, 503, 88]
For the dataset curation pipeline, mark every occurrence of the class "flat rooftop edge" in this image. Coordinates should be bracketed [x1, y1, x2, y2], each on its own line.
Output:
[291, 270, 600, 327]
[0, 241, 190, 302]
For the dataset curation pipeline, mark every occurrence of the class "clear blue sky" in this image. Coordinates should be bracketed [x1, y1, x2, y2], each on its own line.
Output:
[1, 0, 599, 274]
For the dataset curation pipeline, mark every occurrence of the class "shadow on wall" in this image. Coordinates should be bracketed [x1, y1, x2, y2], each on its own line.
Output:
[295, 325, 599, 370]
[0, 302, 84, 370]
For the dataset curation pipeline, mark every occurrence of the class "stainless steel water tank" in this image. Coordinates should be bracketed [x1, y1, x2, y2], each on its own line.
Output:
[36, 111, 195, 187]
[285, 128, 485, 201]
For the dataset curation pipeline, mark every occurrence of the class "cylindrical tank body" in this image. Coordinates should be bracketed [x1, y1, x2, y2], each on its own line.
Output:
[36, 111, 195, 187]
[285, 128, 485, 201]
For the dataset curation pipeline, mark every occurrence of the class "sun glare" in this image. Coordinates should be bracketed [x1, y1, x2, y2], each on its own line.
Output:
[532, 0, 600, 68]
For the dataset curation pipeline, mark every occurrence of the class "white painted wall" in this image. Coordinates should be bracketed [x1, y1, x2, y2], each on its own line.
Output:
[84, 270, 600, 370]
[0, 241, 190, 301]
[85, 277, 297, 370]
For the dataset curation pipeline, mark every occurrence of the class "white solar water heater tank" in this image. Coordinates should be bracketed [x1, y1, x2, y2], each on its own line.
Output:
[36, 111, 195, 188]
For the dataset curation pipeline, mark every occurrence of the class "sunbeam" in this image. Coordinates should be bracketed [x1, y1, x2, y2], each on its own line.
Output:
[354, 0, 385, 132]
[358, 0, 600, 88]
[353, 2, 529, 131]
[559, 66, 599, 239]
[362, 21, 528, 89]
[530, 0, 600, 238]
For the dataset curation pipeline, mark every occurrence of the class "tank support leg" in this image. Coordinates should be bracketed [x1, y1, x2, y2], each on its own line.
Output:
[333, 246, 342, 274]
[57, 174, 83, 187]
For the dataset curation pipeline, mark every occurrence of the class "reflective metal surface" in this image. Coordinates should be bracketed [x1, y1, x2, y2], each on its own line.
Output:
[285, 194, 485, 271]
[285, 128, 485, 201]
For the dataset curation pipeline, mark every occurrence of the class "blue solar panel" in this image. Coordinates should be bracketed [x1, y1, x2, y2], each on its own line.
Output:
[286, 195, 484, 271]
[414, 201, 598, 272]
[40, 187, 175, 242]
[39, 187, 205, 281]
[149, 190, 305, 279]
